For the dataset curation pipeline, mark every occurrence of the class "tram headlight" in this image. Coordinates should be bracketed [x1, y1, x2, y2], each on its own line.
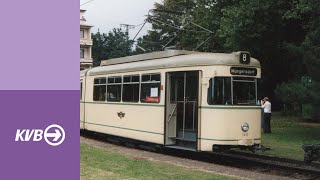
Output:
[241, 122, 249, 132]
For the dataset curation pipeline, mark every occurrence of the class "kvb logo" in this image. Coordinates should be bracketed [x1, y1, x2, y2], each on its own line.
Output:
[15, 124, 65, 146]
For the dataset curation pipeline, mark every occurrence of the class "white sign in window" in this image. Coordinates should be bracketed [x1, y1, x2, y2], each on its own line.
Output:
[150, 88, 158, 97]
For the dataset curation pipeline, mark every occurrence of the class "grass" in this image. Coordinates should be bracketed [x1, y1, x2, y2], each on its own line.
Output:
[258, 112, 320, 160]
[81, 143, 236, 180]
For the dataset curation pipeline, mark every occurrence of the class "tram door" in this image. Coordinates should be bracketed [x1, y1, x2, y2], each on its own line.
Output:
[165, 71, 199, 150]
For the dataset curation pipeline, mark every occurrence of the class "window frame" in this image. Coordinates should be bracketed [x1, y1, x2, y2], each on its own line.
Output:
[207, 76, 259, 106]
[93, 77, 106, 101]
[80, 48, 85, 58]
[140, 73, 161, 103]
[122, 74, 140, 103]
[80, 30, 85, 39]
[232, 77, 257, 105]
[106, 76, 122, 102]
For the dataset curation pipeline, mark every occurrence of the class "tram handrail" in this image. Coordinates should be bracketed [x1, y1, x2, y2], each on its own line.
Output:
[167, 104, 177, 123]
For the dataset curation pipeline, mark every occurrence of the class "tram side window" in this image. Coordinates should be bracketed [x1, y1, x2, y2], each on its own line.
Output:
[107, 76, 121, 102]
[122, 75, 140, 102]
[80, 82, 82, 100]
[93, 78, 106, 101]
[141, 74, 161, 103]
[207, 77, 231, 105]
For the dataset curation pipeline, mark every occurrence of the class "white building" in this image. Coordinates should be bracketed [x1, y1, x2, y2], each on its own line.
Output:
[80, 9, 93, 70]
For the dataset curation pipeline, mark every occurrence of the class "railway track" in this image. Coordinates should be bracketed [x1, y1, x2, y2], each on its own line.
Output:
[164, 149, 320, 179]
[81, 131, 320, 179]
[204, 152, 319, 179]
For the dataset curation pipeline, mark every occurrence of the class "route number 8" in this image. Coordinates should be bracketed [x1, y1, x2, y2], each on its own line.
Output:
[242, 54, 247, 61]
[240, 52, 250, 64]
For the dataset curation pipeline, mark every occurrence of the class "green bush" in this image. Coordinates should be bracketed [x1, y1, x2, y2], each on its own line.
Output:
[275, 78, 320, 121]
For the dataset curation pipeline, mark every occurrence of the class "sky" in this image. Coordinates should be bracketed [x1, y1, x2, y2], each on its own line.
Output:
[80, 0, 162, 39]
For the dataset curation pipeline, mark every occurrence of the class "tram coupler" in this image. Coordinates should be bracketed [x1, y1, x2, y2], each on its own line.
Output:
[302, 144, 320, 164]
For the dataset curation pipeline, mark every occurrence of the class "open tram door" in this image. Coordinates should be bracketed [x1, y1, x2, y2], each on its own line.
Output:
[165, 71, 200, 150]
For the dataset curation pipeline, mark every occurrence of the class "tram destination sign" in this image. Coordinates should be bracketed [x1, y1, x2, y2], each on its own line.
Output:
[230, 67, 257, 76]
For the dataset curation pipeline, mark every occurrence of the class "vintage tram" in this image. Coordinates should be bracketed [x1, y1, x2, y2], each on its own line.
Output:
[80, 50, 261, 151]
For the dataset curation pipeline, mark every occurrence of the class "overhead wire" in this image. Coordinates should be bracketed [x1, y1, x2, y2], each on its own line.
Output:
[80, 0, 94, 6]
[133, 22, 147, 28]
[194, 36, 212, 51]
[148, 17, 213, 34]
[132, 21, 147, 41]
[131, 8, 215, 51]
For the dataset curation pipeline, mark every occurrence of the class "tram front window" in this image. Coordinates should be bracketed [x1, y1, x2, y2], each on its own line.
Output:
[208, 77, 258, 105]
[233, 77, 256, 105]
[208, 77, 231, 105]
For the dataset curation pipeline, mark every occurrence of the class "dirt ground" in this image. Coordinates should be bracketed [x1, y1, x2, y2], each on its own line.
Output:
[80, 137, 294, 180]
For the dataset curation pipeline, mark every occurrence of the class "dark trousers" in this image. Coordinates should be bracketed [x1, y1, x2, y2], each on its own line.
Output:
[261, 110, 264, 129]
[264, 113, 271, 133]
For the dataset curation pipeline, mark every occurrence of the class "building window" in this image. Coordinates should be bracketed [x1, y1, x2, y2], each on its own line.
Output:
[141, 74, 161, 103]
[80, 49, 84, 58]
[122, 75, 140, 102]
[107, 76, 122, 102]
[80, 30, 85, 38]
[93, 78, 106, 101]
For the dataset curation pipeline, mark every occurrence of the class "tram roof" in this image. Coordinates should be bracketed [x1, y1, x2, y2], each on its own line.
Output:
[100, 50, 199, 66]
[87, 50, 261, 76]
[80, 69, 89, 77]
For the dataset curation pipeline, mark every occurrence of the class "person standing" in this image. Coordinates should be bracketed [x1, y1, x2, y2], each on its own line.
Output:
[261, 97, 272, 133]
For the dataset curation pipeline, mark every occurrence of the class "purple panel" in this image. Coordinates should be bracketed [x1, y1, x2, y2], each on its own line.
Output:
[0, 0, 79, 90]
[0, 90, 79, 179]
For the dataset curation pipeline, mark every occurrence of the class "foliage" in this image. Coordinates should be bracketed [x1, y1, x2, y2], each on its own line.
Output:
[275, 78, 315, 114]
[136, 0, 229, 52]
[92, 28, 133, 66]
[282, 0, 320, 119]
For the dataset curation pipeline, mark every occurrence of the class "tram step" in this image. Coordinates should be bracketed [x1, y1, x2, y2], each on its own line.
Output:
[174, 137, 197, 142]
[165, 145, 197, 151]
[177, 131, 197, 140]
[176, 139, 197, 149]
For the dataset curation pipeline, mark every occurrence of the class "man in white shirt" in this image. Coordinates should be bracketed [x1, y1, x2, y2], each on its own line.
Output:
[261, 97, 272, 133]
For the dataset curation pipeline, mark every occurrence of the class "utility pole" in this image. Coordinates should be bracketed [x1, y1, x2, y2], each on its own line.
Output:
[120, 24, 135, 35]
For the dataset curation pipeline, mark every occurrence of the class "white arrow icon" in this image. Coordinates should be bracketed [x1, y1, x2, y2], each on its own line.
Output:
[45, 129, 61, 142]
[44, 124, 65, 146]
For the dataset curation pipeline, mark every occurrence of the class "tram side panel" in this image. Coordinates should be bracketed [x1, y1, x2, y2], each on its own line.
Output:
[84, 75, 165, 145]
[200, 108, 261, 151]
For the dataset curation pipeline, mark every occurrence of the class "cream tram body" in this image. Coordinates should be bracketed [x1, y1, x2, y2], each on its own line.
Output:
[80, 51, 261, 152]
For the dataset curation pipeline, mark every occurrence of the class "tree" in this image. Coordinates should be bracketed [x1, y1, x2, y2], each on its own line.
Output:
[92, 28, 133, 66]
[281, 0, 320, 119]
[135, 0, 222, 52]
[91, 31, 107, 66]
[275, 78, 315, 114]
